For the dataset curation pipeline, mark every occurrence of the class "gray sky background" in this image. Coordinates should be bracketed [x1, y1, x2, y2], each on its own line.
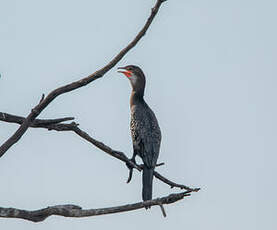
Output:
[0, 0, 276, 229]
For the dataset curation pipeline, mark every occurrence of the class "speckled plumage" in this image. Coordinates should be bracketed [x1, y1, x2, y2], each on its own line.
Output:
[130, 100, 161, 169]
[118, 65, 161, 202]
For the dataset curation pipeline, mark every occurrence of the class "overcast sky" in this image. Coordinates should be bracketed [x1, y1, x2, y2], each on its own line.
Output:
[0, 0, 276, 229]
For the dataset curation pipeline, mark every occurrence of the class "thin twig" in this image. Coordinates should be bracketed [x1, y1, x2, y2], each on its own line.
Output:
[153, 171, 201, 192]
[0, 191, 191, 222]
[39, 94, 45, 104]
[0, 112, 74, 127]
[159, 204, 167, 217]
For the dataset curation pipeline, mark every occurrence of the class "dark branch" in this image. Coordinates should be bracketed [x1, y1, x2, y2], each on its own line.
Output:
[72, 126, 141, 171]
[0, 0, 166, 158]
[153, 171, 200, 192]
[0, 112, 200, 192]
[0, 191, 191, 222]
[0, 112, 74, 127]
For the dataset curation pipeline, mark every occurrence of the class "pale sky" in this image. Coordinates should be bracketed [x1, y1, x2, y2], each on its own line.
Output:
[0, 0, 276, 229]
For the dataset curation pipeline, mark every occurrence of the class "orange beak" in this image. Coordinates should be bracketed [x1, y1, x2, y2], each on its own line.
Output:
[117, 67, 132, 78]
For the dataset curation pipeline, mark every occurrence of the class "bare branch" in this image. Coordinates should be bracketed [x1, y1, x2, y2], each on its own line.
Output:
[0, 0, 166, 158]
[153, 171, 200, 192]
[0, 112, 74, 127]
[69, 127, 199, 191]
[0, 191, 191, 222]
[72, 126, 141, 171]
[0, 112, 200, 192]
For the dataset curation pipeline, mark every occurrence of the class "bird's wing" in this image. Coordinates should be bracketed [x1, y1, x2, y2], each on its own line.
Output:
[131, 105, 161, 168]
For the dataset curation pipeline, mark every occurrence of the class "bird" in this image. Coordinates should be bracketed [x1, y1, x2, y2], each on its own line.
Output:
[118, 65, 161, 203]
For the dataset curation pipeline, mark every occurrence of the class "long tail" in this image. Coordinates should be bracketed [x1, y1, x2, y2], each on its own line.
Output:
[142, 166, 154, 202]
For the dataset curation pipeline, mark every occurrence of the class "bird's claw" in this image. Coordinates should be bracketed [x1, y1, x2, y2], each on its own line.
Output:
[126, 158, 136, 183]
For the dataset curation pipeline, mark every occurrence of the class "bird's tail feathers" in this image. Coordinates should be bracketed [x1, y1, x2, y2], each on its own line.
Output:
[142, 166, 154, 207]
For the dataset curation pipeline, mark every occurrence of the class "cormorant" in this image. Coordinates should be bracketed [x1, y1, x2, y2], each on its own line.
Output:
[118, 65, 161, 202]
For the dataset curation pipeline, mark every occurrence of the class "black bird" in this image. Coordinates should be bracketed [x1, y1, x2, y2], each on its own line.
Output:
[118, 65, 161, 202]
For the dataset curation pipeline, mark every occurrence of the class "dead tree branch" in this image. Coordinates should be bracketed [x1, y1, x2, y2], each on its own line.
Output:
[0, 0, 166, 158]
[0, 112, 74, 127]
[0, 191, 191, 222]
[0, 112, 200, 192]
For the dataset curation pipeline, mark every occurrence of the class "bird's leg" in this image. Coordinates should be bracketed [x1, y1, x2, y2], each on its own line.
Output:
[126, 154, 137, 183]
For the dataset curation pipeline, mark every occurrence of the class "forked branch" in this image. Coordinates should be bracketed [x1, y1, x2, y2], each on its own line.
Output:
[0, 0, 166, 158]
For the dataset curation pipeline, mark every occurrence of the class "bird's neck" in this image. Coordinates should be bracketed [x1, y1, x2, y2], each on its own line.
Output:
[130, 90, 145, 107]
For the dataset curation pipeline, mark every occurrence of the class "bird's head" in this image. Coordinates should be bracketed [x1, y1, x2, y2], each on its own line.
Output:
[117, 65, 146, 93]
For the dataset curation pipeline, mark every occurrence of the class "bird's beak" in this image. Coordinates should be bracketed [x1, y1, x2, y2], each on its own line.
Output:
[117, 67, 132, 78]
[117, 66, 125, 73]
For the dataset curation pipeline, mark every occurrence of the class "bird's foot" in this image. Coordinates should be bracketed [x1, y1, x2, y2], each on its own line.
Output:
[126, 158, 137, 183]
